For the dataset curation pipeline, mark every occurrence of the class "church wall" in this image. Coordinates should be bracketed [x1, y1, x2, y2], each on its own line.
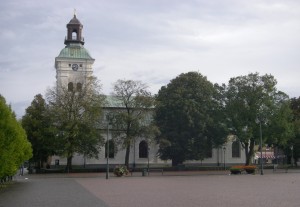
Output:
[55, 57, 93, 89]
[51, 136, 170, 167]
[51, 136, 246, 167]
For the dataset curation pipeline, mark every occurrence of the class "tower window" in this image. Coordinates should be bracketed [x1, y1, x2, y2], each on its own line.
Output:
[72, 31, 77, 40]
[77, 83, 82, 91]
[68, 82, 73, 92]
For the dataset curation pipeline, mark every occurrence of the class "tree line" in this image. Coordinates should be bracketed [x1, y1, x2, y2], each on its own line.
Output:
[0, 95, 32, 181]
[6, 71, 299, 172]
[156, 72, 298, 166]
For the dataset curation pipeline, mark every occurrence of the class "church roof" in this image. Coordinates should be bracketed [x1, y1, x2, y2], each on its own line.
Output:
[68, 15, 82, 25]
[57, 43, 93, 60]
[104, 96, 126, 108]
[103, 95, 155, 109]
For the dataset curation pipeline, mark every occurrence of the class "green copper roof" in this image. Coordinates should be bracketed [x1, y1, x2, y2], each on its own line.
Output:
[57, 43, 94, 60]
[104, 96, 124, 108]
[104, 95, 155, 109]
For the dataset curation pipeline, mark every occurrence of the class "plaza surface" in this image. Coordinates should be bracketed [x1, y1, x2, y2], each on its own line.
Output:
[0, 170, 299, 207]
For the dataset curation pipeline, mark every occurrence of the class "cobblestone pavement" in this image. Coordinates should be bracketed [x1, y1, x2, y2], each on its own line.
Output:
[1, 170, 300, 207]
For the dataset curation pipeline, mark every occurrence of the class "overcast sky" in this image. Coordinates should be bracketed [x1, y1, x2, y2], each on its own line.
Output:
[1, 0, 300, 118]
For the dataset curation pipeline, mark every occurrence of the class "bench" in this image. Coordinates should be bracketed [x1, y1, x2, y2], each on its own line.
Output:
[148, 168, 163, 176]
[128, 168, 164, 176]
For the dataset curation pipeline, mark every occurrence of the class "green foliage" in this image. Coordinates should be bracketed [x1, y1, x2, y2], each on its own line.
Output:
[0, 95, 32, 179]
[46, 76, 105, 171]
[113, 165, 129, 177]
[264, 93, 294, 147]
[22, 94, 56, 168]
[290, 97, 300, 163]
[224, 73, 293, 165]
[230, 165, 256, 174]
[155, 72, 227, 166]
[111, 79, 157, 167]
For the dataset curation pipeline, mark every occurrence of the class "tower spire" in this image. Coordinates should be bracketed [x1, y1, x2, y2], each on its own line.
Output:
[64, 11, 84, 45]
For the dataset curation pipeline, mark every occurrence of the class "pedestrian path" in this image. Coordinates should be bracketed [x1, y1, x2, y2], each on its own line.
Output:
[0, 175, 109, 207]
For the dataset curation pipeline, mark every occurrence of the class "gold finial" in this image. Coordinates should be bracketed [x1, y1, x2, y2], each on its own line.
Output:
[74, 9, 77, 17]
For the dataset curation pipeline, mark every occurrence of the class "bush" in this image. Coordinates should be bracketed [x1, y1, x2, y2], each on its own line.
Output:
[230, 167, 242, 174]
[113, 165, 129, 177]
[230, 165, 257, 174]
[244, 166, 256, 174]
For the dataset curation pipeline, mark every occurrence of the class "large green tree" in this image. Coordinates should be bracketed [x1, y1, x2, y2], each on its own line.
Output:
[46, 76, 105, 171]
[290, 97, 300, 165]
[224, 73, 293, 165]
[264, 92, 294, 147]
[110, 79, 157, 168]
[22, 94, 56, 169]
[155, 72, 227, 166]
[0, 95, 32, 179]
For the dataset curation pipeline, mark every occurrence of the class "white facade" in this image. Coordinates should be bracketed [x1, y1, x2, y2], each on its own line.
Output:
[52, 134, 246, 167]
[55, 55, 94, 89]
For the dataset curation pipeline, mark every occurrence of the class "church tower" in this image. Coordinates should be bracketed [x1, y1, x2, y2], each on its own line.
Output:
[55, 13, 95, 91]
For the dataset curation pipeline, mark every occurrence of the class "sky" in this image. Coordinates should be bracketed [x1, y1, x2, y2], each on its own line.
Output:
[0, 0, 300, 118]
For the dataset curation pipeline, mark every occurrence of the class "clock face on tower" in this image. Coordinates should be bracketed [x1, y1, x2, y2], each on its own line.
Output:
[72, 64, 79, 71]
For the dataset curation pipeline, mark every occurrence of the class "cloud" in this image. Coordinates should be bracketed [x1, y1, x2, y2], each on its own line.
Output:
[1, 0, 300, 118]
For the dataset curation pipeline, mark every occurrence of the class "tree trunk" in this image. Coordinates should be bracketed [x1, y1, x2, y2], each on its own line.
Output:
[125, 145, 130, 168]
[66, 156, 72, 173]
[245, 139, 255, 165]
[245, 142, 249, 165]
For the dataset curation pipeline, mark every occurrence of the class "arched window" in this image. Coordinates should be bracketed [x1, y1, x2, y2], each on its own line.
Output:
[232, 141, 240, 158]
[105, 140, 115, 158]
[72, 30, 77, 40]
[139, 140, 148, 158]
[68, 82, 73, 92]
[76, 82, 82, 91]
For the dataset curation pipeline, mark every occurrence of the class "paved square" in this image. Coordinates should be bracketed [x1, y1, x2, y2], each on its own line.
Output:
[76, 172, 300, 207]
[1, 171, 299, 207]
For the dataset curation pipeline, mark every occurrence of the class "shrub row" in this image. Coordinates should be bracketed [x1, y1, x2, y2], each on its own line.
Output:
[230, 165, 257, 174]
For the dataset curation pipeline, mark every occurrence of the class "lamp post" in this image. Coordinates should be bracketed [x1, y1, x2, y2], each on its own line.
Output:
[133, 138, 136, 171]
[147, 145, 150, 175]
[106, 120, 110, 179]
[291, 145, 294, 167]
[217, 148, 220, 166]
[259, 119, 264, 175]
[105, 114, 113, 180]
[223, 146, 226, 170]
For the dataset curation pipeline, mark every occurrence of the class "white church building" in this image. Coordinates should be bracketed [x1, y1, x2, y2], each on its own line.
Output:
[51, 14, 246, 168]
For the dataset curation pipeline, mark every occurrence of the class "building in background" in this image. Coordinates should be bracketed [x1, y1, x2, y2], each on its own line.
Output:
[51, 14, 246, 168]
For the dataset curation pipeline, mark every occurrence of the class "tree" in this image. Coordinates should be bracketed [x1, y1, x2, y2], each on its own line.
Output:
[155, 72, 227, 166]
[290, 97, 300, 165]
[46, 76, 105, 171]
[224, 73, 293, 165]
[0, 95, 32, 180]
[22, 94, 56, 169]
[264, 92, 294, 147]
[110, 79, 157, 168]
